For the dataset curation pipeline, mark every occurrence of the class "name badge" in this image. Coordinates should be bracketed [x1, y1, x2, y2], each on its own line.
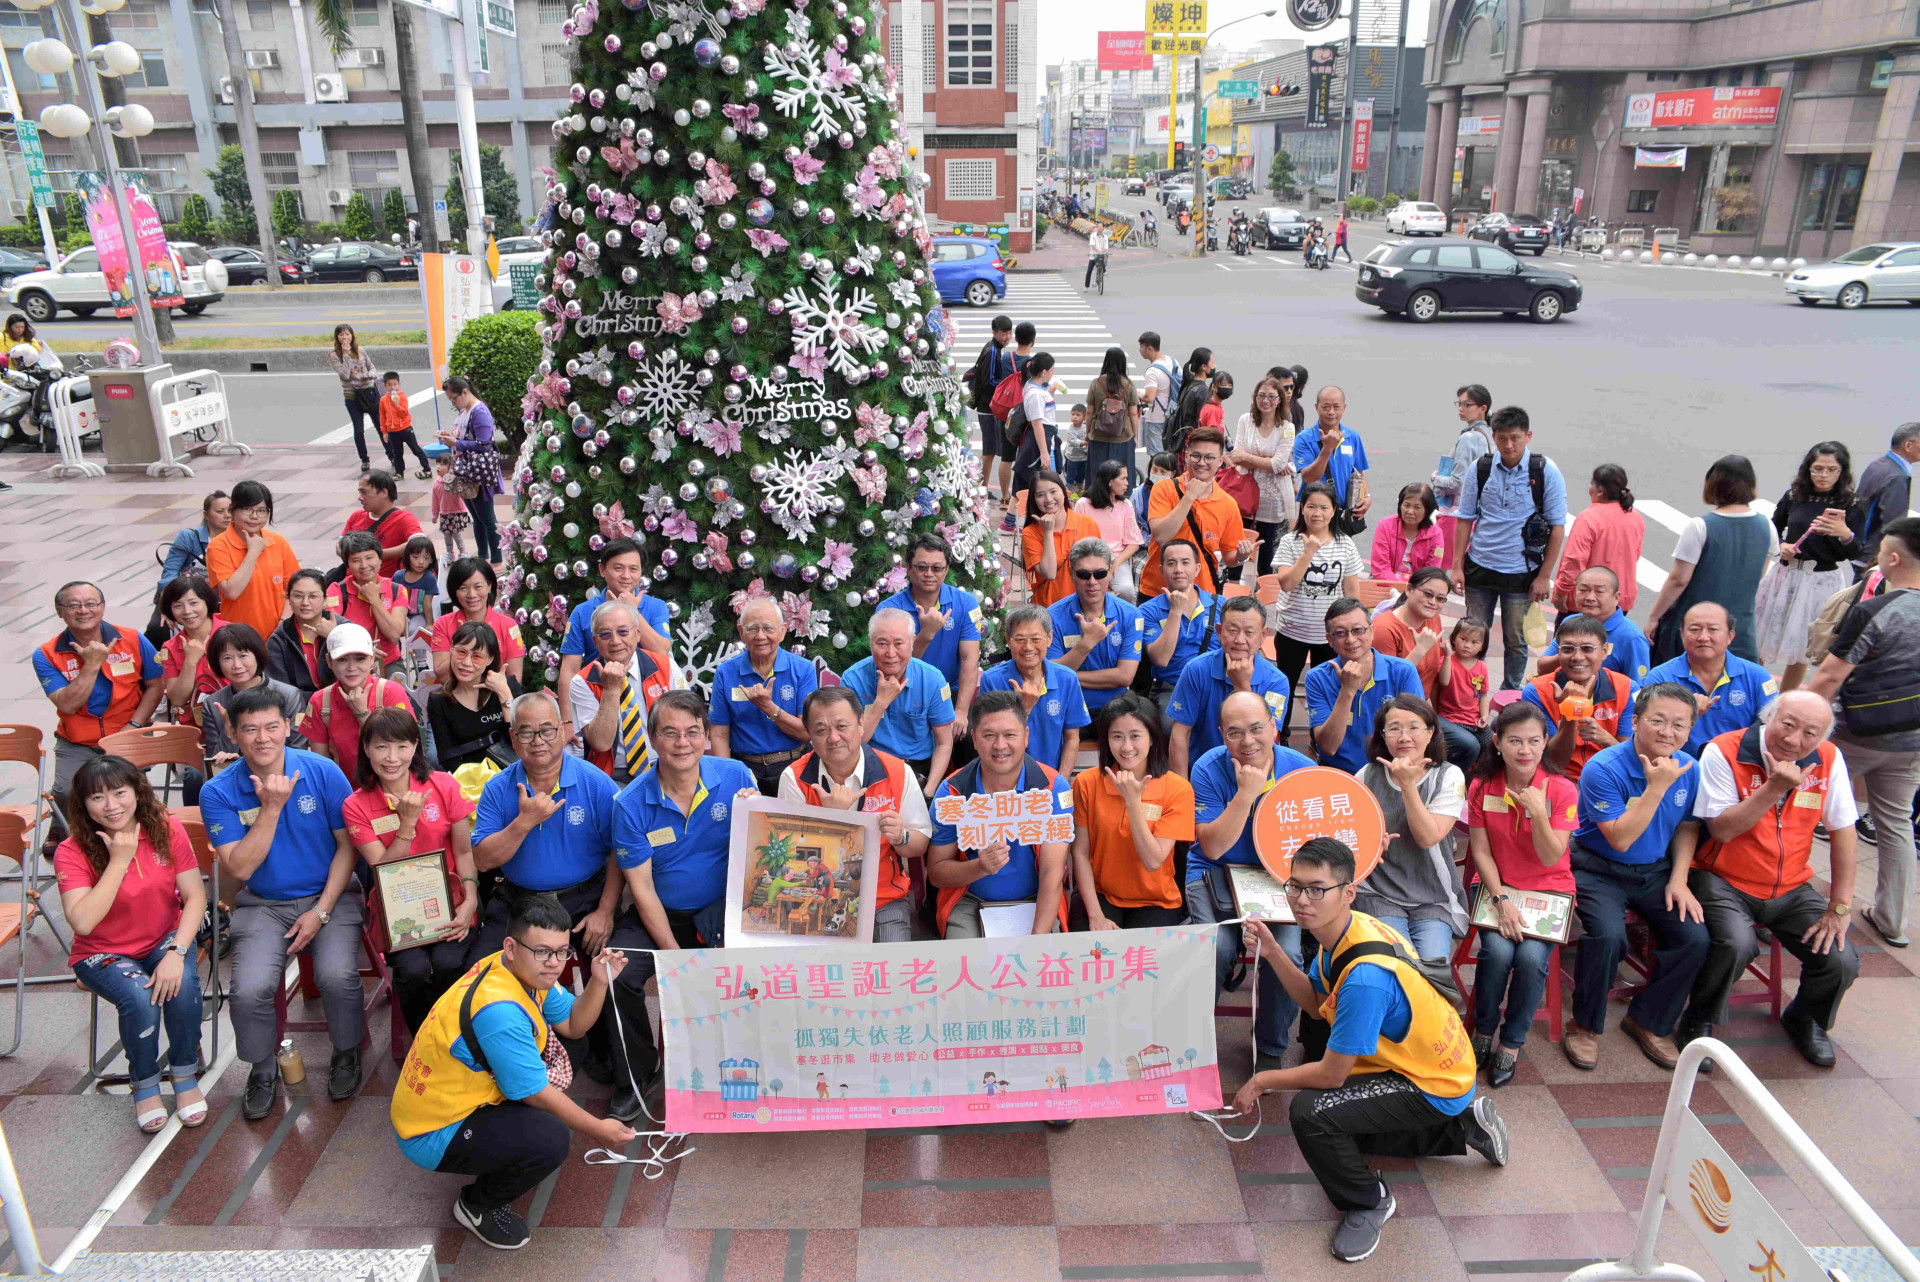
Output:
[647, 827, 677, 847]
[1791, 790, 1823, 809]
[371, 814, 401, 835]
[109, 659, 136, 677]
[729, 687, 750, 701]
[1483, 794, 1510, 813]
[238, 807, 261, 826]
[1062, 635, 1081, 648]
[1141, 803, 1163, 821]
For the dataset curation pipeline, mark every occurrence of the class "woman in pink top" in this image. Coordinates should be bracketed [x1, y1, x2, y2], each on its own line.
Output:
[1073, 460, 1145, 600]
[1368, 483, 1448, 582]
[1553, 465, 1644, 613]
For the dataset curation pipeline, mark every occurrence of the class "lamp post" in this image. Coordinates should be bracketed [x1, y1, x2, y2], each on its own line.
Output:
[13, 0, 164, 364]
[1188, 9, 1276, 258]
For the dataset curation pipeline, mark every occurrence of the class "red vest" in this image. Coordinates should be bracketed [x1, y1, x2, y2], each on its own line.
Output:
[581, 652, 669, 779]
[39, 623, 147, 746]
[787, 745, 914, 906]
[1528, 668, 1632, 779]
[1693, 725, 1834, 901]
[932, 756, 1070, 936]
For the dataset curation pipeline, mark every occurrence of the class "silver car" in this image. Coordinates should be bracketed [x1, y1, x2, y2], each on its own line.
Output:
[1784, 242, 1920, 309]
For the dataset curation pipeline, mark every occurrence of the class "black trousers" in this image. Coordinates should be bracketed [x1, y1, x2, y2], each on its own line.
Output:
[1685, 871, 1858, 1030]
[1067, 893, 1187, 931]
[1271, 635, 1334, 741]
[436, 1101, 570, 1212]
[1290, 1071, 1475, 1212]
[383, 427, 431, 474]
[388, 935, 478, 1034]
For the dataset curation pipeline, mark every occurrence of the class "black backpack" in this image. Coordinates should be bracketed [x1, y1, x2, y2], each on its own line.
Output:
[1323, 936, 1467, 1017]
[1474, 453, 1551, 574]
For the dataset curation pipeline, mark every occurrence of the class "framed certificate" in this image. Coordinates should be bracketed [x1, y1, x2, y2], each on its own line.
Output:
[369, 850, 458, 952]
[1228, 865, 1295, 924]
[1470, 885, 1573, 944]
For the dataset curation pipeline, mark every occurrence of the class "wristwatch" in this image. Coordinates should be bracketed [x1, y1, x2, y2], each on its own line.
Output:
[1828, 902, 1851, 917]
[315, 907, 332, 926]
[1492, 893, 1511, 905]
[167, 943, 189, 957]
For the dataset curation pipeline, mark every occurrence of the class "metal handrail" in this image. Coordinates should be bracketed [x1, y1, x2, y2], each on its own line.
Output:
[145, 368, 251, 479]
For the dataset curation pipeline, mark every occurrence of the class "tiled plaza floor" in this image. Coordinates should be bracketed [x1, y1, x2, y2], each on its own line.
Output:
[2, 445, 1917, 1282]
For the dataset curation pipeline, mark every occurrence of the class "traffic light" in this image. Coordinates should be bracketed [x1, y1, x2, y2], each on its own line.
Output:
[1264, 82, 1300, 98]
[1173, 141, 1188, 168]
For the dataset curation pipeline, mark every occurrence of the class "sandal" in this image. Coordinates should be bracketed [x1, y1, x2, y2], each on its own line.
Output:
[414, 468, 432, 480]
[134, 1089, 168, 1134]
[173, 1076, 208, 1127]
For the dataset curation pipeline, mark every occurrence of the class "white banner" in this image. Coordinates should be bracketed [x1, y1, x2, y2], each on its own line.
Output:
[420, 253, 492, 384]
[657, 924, 1223, 1133]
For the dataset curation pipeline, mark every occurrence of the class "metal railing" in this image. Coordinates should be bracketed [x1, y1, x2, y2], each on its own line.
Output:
[146, 368, 251, 479]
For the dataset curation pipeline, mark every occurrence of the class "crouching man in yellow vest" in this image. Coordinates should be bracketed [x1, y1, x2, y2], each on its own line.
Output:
[1233, 837, 1510, 1265]
[391, 893, 637, 1251]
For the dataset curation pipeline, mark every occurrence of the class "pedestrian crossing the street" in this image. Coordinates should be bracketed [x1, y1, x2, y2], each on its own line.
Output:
[944, 274, 1125, 403]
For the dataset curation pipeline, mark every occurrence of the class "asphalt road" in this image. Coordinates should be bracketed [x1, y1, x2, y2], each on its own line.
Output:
[18, 291, 429, 341]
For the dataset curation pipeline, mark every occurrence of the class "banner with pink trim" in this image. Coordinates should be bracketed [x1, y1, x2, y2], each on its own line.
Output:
[658, 924, 1222, 1132]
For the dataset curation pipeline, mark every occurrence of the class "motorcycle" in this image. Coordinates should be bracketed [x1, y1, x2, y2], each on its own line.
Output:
[1229, 218, 1251, 256]
[1138, 210, 1158, 248]
[1175, 204, 1192, 235]
[0, 349, 94, 450]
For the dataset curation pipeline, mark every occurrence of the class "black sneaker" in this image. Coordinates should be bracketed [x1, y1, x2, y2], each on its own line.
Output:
[327, 1049, 363, 1101]
[1330, 1186, 1396, 1262]
[243, 1065, 278, 1121]
[453, 1191, 531, 1250]
[1465, 1094, 1509, 1166]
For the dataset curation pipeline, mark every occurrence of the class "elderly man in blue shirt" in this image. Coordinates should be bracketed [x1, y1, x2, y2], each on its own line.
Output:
[1304, 598, 1426, 774]
[879, 533, 983, 736]
[1169, 596, 1289, 776]
[840, 607, 956, 789]
[1539, 566, 1651, 683]
[1642, 602, 1778, 755]
[977, 604, 1090, 776]
[1046, 536, 1144, 717]
[1292, 386, 1373, 522]
[1447, 406, 1569, 690]
[708, 596, 817, 794]
[554, 538, 672, 742]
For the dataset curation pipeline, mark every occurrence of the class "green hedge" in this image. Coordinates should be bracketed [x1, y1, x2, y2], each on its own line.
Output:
[447, 309, 543, 451]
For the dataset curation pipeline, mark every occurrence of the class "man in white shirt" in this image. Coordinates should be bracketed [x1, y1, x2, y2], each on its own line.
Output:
[1084, 226, 1110, 289]
[1137, 331, 1178, 456]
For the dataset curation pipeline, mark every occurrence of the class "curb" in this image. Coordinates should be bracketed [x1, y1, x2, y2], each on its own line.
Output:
[161, 344, 430, 374]
[217, 284, 421, 308]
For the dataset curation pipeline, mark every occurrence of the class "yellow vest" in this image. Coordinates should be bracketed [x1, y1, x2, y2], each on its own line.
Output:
[1314, 912, 1476, 1102]
[391, 952, 550, 1140]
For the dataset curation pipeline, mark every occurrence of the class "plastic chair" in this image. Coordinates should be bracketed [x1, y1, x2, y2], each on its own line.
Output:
[1451, 927, 1564, 1044]
[1255, 575, 1281, 606]
[0, 813, 30, 1057]
[275, 920, 394, 1059]
[0, 725, 69, 965]
[99, 724, 205, 810]
[1354, 579, 1396, 611]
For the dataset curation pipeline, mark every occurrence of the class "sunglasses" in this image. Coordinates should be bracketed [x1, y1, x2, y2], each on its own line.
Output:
[1074, 568, 1110, 581]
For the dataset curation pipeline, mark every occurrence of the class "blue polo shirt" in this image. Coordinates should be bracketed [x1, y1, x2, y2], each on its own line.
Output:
[1046, 592, 1144, 713]
[1544, 609, 1651, 681]
[32, 622, 162, 719]
[471, 755, 619, 891]
[878, 584, 982, 688]
[839, 656, 954, 762]
[929, 758, 1074, 902]
[612, 755, 754, 912]
[708, 647, 817, 757]
[1291, 423, 1371, 507]
[199, 748, 352, 901]
[1190, 744, 1318, 879]
[1137, 588, 1218, 684]
[1455, 447, 1569, 575]
[1302, 651, 1426, 774]
[1642, 654, 1778, 755]
[1574, 741, 1698, 867]
[558, 588, 673, 662]
[1168, 649, 1291, 763]
[977, 660, 1090, 768]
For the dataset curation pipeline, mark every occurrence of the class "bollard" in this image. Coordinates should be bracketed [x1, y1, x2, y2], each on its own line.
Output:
[1769, 257, 1788, 272]
[1638, 249, 1654, 264]
[1703, 254, 1719, 268]
[1661, 251, 1677, 264]
[1789, 257, 1807, 271]
[1601, 248, 1614, 261]
[1682, 252, 1699, 266]
[1726, 255, 1743, 270]
[1750, 256, 1771, 272]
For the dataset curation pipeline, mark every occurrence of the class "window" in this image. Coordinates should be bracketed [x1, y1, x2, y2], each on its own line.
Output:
[889, 25, 902, 73]
[1627, 189, 1659, 213]
[246, 0, 275, 27]
[541, 42, 572, 84]
[1443, 0, 1507, 62]
[348, 149, 400, 188]
[922, 19, 938, 87]
[124, 54, 168, 88]
[64, 249, 100, 273]
[1885, 248, 1920, 267]
[1475, 245, 1519, 270]
[944, 1, 993, 87]
[1644, 72, 1677, 83]
[933, 242, 971, 261]
[352, 0, 378, 24]
[944, 157, 996, 200]
[260, 151, 300, 187]
[538, 0, 567, 20]
[1001, 18, 1016, 86]
[1435, 245, 1474, 268]
[1405, 246, 1434, 265]
[117, 0, 161, 27]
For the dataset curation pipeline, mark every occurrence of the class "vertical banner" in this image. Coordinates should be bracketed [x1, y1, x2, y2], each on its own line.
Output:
[420, 252, 492, 383]
[76, 172, 181, 318]
[658, 925, 1223, 1133]
[1305, 45, 1336, 130]
[1350, 99, 1374, 172]
[15, 122, 54, 209]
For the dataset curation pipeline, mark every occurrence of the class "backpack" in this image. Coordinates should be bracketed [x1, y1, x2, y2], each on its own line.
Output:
[1167, 378, 1213, 455]
[989, 369, 1026, 422]
[966, 339, 1004, 410]
[1474, 452, 1551, 574]
[1323, 936, 1467, 1017]
[1089, 380, 1131, 444]
[1146, 356, 1181, 421]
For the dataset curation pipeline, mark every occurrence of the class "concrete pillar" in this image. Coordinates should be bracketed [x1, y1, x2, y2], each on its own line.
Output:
[1513, 89, 1553, 214]
[1493, 93, 1527, 213]
[1435, 92, 1463, 219]
[1420, 99, 1444, 200]
[1851, 51, 1920, 248]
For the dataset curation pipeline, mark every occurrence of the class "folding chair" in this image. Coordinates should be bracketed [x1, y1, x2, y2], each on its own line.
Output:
[99, 724, 205, 811]
[275, 921, 394, 1057]
[0, 814, 33, 1057]
[1354, 579, 1397, 612]
[0, 726, 70, 964]
[1610, 907, 1783, 1018]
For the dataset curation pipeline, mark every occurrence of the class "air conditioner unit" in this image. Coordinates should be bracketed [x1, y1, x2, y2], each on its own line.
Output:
[312, 72, 348, 102]
[341, 47, 383, 67]
[324, 187, 351, 207]
[217, 75, 235, 104]
[6, 199, 26, 217]
[244, 49, 279, 70]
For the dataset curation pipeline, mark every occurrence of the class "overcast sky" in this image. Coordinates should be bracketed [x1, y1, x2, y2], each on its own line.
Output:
[1038, 0, 1434, 67]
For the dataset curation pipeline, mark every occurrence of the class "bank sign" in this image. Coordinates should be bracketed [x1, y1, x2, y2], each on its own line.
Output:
[1624, 86, 1781, 129]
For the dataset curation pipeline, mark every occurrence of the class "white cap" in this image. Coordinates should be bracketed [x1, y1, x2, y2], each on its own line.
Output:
[326, 622, 376, 659]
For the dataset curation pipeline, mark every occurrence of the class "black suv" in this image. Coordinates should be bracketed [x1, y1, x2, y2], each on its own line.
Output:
[1468, 212, 1552, 256]
[1356, 239, 1582, 323]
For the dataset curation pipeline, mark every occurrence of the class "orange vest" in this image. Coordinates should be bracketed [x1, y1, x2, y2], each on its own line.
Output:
[581, 652, 669, 779]
[1693, 725, 1834, 901]
[1528, 668, 1632, 779]
[933, 756, 1071, 936]
[787, 745, 913, 905]
[39, 623, 148, 746]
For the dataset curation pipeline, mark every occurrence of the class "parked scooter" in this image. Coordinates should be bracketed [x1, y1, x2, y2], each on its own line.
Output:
[0, 346, 94, 449]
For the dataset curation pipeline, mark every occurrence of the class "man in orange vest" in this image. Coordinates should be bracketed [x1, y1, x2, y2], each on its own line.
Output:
[1234, 837, 1508, 1264]
[34, 580, 164, 839]
[1521, 613, 1635, 780]
[1679, 691, 1861, 1067]
[779, 687, 933, 942]
[570, 599, 671, 785]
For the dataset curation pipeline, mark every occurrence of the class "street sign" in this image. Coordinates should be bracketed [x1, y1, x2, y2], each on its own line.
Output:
[15, 122, 54, 210]
[507, 262, 541, 309]
[1201, 144, 1220, 162]
[1216, 79, 1259, 99]
[1305, 44, 1335, 129]
[1286, 0, 1339, 31]
[480, 0, 516, 37]
[1144, 0, 1207, 33]
[1148, 34, 1205, 53]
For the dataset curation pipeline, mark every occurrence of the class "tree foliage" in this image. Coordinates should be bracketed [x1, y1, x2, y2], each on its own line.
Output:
[271, 189, 305, 237]
[1267, 149, 1298, 198]
[177, 194, 213, 242]
[342, 191, 377, 240]
[446, 144, 524, 240]
[382, 187, 409, 237]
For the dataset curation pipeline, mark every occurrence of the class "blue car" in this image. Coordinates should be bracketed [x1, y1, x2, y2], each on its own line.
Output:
[930, 236, 1007, 308]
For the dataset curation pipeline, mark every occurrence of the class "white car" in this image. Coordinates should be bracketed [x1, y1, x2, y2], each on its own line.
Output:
[1783, 242, 1920, 309]
[1386, 201, 1447, 237]
[495, 235, 549, 271]
[7, 243, 226, 322]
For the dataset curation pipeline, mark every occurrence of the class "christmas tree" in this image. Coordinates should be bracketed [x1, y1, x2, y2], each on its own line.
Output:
[506, 0, 1000, 690]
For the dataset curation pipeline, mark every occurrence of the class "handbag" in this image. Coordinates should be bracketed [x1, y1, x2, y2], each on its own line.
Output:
[448, 440, 496, 499]
[1338, 472, 1370, 537]
[1218, 464, 1260, 521]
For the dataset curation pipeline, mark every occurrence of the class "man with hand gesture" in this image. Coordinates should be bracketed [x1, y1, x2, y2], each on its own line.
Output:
[1047, 540, 1143, 722]
[879, 534, 982, 740]
[708, 597, 818, 794]
[977, 606, 1090, 777]
[1523, 613, 1636, 783]
[1168, 596, 1290, 775]
[839, 608, 956, 791]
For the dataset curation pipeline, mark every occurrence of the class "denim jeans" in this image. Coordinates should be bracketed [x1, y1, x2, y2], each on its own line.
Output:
[1439, 718, 1485, 771]
[1368, 914, 1454, 963]
[1463, 557, 1534, 690]
[1472, 931, 1554, 1050]
[1185, 876, 1301, 1056]
[74, 938, 204, 1092]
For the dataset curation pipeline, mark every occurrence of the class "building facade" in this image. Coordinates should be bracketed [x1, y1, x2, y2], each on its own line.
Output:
[1416, 0, 1920, 256]
[1228, 44, 1428, 203]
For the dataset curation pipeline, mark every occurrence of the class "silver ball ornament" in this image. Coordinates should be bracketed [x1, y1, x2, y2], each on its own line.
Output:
[679, 483, 699, 503]
[736, 550, 756, 572]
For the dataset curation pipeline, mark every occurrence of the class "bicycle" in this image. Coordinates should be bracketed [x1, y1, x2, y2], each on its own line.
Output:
[1091, 254, 1107, 295]
[1140, 222, 1159, 249]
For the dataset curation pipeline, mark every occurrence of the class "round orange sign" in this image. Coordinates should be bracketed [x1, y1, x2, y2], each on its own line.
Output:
[1250, 766, 1386, 885]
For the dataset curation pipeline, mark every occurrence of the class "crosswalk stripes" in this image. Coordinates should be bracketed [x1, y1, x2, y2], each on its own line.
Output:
[944, 276, 1125, 402]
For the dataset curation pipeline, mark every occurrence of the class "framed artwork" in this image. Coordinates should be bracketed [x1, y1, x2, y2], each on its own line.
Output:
[1470, 885, 1574, 944]
[369, 850, 459, 952]
[725, 794, 881, 947]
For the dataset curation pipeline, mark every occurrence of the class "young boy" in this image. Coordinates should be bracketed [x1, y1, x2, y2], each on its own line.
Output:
[1061, 403, 1090, 491]
[378, 371, 432, 479]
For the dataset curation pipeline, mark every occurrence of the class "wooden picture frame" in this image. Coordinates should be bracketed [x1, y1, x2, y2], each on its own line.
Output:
[725, 794, 882, 948]
[368, 850, 460, 952]
[1470, 885, 1574, 944]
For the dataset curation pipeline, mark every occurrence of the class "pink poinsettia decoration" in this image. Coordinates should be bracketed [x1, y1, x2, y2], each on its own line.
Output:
[745, 228, 790, 258]
[791, 346, 829, 380]
[657, 292, 703, 335]
[698, 417, 743, 455]
[866, 145, 900, 179]
[660, 511, 700, 543]
[597, 500, 636, 541]
[823, 48, 860, 88]
[878, 567, 908, 595]
[603, 191, 639, 225]
[546, 595, 570, 635]
[600, 137, 640, 176]
[822, 540, 854, 579]
[789, 151, 826, 185]
[854, 170, 887, 210]
[913, 224, 933, 257]
[704, 531, 733, 573]
[729, 578, 771, 615]
[853, 400, 890, 444]
[852, 465, 888, 503]
[722, 102, 760, 128]
[902, 411, 929, 454]
[700, 159, 737, 204]
[521, 371, 565, 419]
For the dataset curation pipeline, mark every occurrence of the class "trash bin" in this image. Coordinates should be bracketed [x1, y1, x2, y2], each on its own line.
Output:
[90, 363, 175, 469]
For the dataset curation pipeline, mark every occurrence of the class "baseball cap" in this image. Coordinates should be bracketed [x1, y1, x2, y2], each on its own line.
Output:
[326, 622, 377, 660]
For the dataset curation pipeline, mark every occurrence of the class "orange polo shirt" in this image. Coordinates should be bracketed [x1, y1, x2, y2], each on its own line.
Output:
[206, 527, 302, 640]
[1021, 510, 1099, 608]
[1071, 768, 1196, 909]
[1140, 478, 1245, 597]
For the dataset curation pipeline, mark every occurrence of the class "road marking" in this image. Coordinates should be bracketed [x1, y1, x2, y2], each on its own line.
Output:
[1636, 498, 1691, 536]
[310, 383, 443, 445]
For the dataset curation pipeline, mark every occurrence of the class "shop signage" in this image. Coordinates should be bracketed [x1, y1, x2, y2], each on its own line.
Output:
[1098, 31, 1154, 71]
[1624, 86, 1781, 129]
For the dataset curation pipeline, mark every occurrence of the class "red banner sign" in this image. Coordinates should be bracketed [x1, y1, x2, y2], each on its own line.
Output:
[1350, 99, 1373, 172]
[1624, 86, 1781, 129]
[1098, 31, 1153, 71]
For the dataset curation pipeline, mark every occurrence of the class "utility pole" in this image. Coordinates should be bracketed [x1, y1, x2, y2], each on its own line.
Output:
[448, 6, 487, 258]
[1383, 0, 1409, 200]
[1334, 0, 1358, 212]
[211, 0, 282, 288]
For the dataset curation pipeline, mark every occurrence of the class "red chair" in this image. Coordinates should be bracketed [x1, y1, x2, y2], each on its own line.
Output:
[1611, 908, 1783, 1018]
[99, 724, 204, 810]
[1450, 928, 1564, 1044]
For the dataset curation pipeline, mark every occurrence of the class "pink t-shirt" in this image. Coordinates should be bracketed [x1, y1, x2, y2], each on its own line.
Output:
[1466, 772, 1579, 896]
[159, 618, 230, 700]
[1554, 501, 1645, 614]
[429, 608, 527, 662]
[53, 818, 192, 964]
[342, 771, 474, 881]
[1072, 497, 1143, 554]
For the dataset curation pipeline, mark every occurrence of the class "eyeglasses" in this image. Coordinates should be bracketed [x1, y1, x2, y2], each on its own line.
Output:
[653, 727, 705, 743]
[1282, 879, 1352, 901]
[513, 726, 562, 744]
[739, 622, 780, 636]
[1328, 627, 1372, 642]
[1073, 568, 1110, 581]
[909, 562, 947, 573]
[513, 941, 571, 964]
[1187, 453, 1222, 465]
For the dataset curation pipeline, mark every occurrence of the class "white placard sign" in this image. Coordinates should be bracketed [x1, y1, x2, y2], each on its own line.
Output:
[1667, 1111, 1827, 1282]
